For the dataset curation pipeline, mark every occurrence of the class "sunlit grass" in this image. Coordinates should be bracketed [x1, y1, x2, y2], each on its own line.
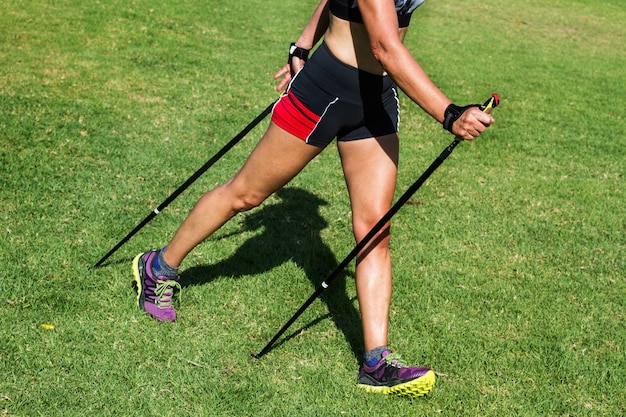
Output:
[1, 0, 624, 415]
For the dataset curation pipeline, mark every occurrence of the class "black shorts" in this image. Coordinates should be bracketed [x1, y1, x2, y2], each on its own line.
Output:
[272, 42, 400, 148]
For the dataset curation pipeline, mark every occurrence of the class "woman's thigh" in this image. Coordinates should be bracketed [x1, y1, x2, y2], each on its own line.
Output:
[337, 134, 399, 239]
[227, 122, 324, 207]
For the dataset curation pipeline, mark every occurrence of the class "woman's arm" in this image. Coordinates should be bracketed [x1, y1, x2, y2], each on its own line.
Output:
[274, 0, 330, 91]
[357, 0, 493, 140]
[294, 0, 330, 50]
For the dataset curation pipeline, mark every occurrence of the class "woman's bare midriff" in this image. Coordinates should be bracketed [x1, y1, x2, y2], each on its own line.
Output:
[324, 13, 407, 76]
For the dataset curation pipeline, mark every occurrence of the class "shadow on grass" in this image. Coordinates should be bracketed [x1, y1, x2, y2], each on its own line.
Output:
[180, 187, 363, 361]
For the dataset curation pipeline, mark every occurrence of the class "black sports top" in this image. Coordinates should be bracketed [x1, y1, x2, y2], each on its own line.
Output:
[329, 0, 425, 28]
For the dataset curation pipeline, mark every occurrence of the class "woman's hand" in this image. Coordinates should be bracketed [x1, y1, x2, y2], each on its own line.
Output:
[273, 56, 307, 92]
[273, 64, 291, 92]
[452, 107, 495, 141]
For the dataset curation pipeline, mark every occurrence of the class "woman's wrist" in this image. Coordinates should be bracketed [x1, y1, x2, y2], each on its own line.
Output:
[289, 43, 310, 63]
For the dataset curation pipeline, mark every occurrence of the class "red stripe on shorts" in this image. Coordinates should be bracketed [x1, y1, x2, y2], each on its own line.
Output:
[272, 90, 321, 141]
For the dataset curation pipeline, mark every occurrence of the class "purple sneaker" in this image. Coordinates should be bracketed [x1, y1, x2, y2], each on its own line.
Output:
[357, 350, 435, 398]
[132, 250, 181, 322]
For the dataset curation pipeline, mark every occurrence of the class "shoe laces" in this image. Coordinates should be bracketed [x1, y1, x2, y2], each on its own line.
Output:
[382, 352, 407, 369]
[154, 278, 181, 309]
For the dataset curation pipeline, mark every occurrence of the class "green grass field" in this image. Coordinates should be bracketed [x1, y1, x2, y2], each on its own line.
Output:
[1, 0, 624, 415]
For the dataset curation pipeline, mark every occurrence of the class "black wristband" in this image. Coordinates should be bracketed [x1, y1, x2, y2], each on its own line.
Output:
[288, 42, 310, 63]
[442, 103, 479, 133]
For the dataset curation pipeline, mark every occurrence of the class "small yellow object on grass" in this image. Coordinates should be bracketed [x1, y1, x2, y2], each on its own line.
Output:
[40, 324, 55, 330]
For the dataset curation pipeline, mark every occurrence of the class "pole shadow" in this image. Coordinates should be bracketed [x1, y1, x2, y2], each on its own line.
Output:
[180, 187, 363, 360]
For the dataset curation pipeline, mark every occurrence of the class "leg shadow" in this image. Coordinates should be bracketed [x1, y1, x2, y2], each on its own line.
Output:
[181, 187, 363, 360]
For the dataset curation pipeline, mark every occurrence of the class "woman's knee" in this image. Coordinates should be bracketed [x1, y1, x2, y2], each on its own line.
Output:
[216, 178, 270, 213]
[233, 190, 268, 212]
[353, 217, 392, 248]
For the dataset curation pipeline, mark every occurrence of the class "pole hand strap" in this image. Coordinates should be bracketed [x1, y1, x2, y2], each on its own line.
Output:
[288, 42, 310, 64]
[442, 103, 480, 134]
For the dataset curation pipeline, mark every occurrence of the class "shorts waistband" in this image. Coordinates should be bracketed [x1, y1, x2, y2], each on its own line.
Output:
[311, 42, 394, 90]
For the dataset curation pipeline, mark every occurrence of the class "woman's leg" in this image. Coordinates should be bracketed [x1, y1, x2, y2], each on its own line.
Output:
[164, 122, 323, 267]
[337, 134, 399, 352]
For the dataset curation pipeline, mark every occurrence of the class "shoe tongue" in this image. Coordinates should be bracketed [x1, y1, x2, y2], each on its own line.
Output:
[381, 350, 393, 359]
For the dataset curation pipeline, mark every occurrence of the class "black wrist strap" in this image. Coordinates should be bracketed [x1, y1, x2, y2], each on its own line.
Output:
[442, 103, 479, 133]
[288, 42, 310, 63]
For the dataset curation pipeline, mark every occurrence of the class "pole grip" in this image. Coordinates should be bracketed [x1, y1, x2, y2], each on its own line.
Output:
[480, 93, 500, 114]
[452, 93, 500, 146]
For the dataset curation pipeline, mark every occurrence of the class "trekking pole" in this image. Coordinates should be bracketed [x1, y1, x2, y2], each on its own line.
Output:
[252, 94, 499, 359]
[94, 100, 276, 268]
